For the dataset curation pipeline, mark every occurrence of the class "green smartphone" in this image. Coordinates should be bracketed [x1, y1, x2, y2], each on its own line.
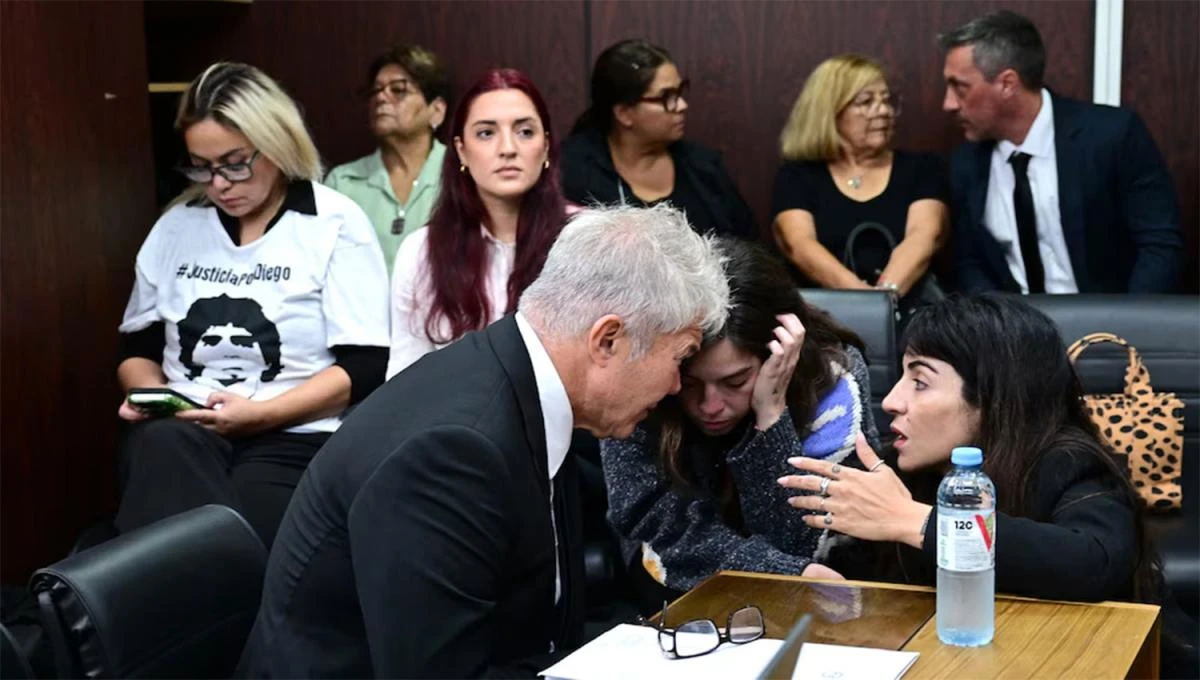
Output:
[127, 387, 208, 417]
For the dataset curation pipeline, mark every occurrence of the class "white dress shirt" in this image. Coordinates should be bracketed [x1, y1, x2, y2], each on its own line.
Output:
[515, 312, 574, 604]
[983, 88, 1079, 293]
[387, 225, 515, 378]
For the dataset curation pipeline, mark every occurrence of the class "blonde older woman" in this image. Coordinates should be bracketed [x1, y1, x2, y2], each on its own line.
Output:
[771, 55, 948, 301]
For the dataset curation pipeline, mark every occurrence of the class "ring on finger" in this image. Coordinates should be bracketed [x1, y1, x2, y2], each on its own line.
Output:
[818, 476, 831, 496]
[869, 459, 887, 473]
[823, 512, 834, 527]
[831, 463, 843, 475]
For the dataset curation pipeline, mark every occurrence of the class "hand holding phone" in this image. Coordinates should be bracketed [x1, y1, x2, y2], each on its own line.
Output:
[126, 387, 209, 418]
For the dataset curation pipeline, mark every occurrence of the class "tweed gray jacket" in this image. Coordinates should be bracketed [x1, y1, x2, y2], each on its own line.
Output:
[601, 346, 880, 591]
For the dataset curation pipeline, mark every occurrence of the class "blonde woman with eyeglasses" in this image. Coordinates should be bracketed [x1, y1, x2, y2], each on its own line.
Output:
[772, 54, 948, 306]
[113, 62, 390, 548]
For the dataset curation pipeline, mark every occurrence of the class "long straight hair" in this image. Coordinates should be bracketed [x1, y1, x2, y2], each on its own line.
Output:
[902, 294, 1161, 601]
[423, 69, 566, 343]
[656, 239, 864, 528]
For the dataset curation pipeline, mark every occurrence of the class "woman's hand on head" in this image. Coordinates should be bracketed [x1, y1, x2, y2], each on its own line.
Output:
[751, 313, 805, 431]
[778, 433, 932, 548]
[174, 391, 275, 439]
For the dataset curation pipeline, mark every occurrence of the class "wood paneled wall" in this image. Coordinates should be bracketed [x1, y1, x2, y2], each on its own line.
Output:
[1, 1, 156, 582]
[1122, 0, 1200, 292]
[144, 0, 590, 174]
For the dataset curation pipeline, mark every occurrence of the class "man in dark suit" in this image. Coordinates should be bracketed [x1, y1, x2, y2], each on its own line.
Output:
[240, 204, 729, 678]
[940, 11, 1183, 294]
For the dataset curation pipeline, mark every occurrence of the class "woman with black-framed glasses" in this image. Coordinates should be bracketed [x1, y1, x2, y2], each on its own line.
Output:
[560, 39, 757, 241]
[113, 62, 390, 549]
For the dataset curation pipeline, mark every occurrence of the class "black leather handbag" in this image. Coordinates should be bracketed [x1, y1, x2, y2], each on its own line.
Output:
[842, 221, 945, 321]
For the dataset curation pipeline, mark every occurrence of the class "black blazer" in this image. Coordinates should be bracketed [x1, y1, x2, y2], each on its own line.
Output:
[560, 127, 759, 241]
[242, 316, 584, 678]
[830, 444, 1140, 602]
[949, 92, 1183, 293]
[829, 443, 1198, 676]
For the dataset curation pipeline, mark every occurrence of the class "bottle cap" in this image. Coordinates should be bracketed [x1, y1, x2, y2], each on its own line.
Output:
[951, 447, 983, 466]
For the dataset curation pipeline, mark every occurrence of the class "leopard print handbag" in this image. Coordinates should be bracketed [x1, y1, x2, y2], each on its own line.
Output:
[1067, 332, 1184, 512]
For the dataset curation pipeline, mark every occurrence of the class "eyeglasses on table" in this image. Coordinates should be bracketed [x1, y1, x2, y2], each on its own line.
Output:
[637, 599, 765, 659]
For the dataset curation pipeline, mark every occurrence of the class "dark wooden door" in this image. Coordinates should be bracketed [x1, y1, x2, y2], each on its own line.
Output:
[1, 0, 156, 582]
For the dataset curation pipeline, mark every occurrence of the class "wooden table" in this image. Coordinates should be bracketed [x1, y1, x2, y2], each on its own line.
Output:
[667, 571, 1161, 679]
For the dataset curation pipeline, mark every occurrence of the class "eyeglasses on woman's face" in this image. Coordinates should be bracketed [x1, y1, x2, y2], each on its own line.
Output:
[359, 78, 416, 102]
[638, 79, 690, 113]
[847, 91, 902, 118]
[176, 150, 261, 184]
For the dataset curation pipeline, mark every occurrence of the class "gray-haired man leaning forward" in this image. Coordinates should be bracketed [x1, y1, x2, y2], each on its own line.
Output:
[242, 204, 729, 679]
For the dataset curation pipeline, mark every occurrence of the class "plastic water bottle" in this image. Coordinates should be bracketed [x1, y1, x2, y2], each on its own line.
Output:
[935, 446, 996, 646]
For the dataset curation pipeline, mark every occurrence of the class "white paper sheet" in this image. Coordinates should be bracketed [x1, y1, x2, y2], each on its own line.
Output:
[791, 642, 919, 680]
[540, 623, 784, 680]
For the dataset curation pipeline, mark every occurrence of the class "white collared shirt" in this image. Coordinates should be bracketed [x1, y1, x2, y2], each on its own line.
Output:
[386, 225, 517, 378]
[983, 88, 1078, 294]
[515, 312, 574, 604]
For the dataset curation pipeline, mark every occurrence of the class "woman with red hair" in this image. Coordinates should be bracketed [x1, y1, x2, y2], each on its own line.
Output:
[387, 68, 569, 377]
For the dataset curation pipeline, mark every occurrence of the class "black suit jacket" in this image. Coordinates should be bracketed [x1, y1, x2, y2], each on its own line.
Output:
[242, 316, 584, 678]
[950, 92, 1183, 293]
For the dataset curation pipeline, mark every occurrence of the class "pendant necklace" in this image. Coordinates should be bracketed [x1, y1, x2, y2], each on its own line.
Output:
[845, 163, 864, 189]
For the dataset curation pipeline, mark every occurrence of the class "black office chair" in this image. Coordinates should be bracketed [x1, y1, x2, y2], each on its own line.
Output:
[29, 504, 267, 678]
[1, 621, 36, 679]
[799, 289, 900, 432]
[1025, 294, 1200, 617]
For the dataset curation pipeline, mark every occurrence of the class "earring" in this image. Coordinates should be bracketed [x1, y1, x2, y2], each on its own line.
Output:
[459, 164, 466, 173]
[543, 159, 549, 170]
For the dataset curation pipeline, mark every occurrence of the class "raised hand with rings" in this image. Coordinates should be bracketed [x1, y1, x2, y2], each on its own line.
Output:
[777, 433, 932, 546]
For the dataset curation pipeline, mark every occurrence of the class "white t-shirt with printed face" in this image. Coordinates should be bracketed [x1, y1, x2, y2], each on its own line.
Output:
[120, 181, 391, 433]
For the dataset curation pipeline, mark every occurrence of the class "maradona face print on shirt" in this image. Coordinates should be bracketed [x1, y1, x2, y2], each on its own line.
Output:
[120, 182, 393, 433]
[178, 294, 282, 392]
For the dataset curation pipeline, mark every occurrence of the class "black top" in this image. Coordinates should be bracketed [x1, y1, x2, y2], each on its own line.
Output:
[825, 442, 1198, 675]
[560, 128, 758, 241]
[828, 444, 1139, 601]
[770, 151, 947, 285]
[241, 316, 585, 678]
[621, 163, 704, 222]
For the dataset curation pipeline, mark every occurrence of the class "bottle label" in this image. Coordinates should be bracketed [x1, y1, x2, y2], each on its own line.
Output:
[937, 509, 995, 572]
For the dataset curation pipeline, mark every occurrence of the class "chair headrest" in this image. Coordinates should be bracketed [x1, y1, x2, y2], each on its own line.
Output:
[30, 504, 267, 678]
